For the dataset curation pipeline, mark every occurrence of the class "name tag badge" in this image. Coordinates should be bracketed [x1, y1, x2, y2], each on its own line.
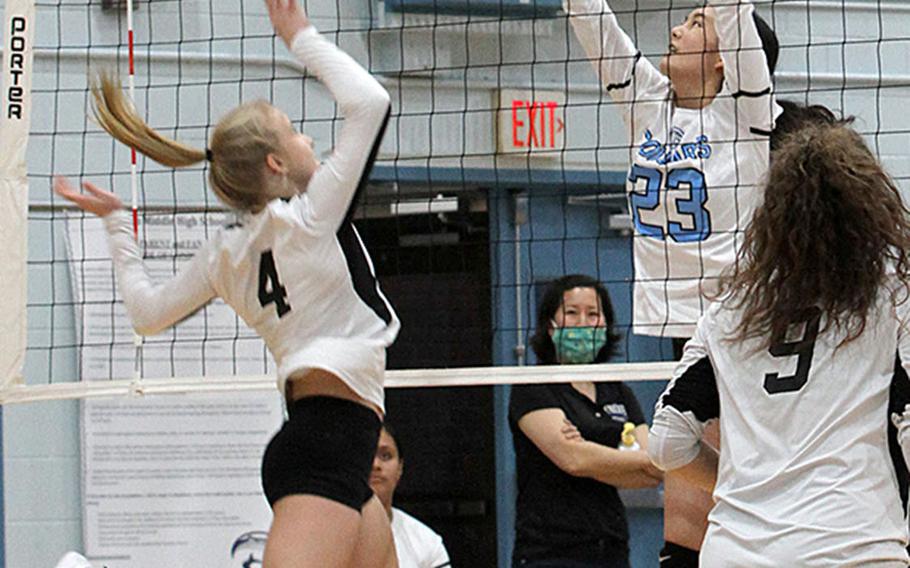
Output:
[603, 403, 628, 423]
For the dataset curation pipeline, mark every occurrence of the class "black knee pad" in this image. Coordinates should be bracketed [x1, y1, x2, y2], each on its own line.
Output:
[261, 396, 381, 511]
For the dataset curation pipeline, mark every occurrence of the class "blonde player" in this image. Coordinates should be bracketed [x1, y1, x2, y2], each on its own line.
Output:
[54, 1, 400, 567]
[649, 119, 910, 566]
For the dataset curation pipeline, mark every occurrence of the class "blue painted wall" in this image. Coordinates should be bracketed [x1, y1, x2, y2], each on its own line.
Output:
[486, 176, 672, 568]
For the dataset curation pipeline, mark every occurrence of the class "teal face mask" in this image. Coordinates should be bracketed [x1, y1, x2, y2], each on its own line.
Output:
[551, 326, 608, 364]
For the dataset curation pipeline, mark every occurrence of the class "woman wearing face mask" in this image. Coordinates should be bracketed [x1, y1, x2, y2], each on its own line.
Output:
[509, 274, 663, 568]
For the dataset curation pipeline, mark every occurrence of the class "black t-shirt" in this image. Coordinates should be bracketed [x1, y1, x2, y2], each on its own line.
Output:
[509, 381, 646, 565]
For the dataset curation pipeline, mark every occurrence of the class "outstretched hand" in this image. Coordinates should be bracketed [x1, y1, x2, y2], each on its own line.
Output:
[54, 176, 123, 218]
[265, 0, 310, 48]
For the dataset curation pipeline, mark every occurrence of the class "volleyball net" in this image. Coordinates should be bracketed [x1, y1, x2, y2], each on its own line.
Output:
[2, 0, 908, 404]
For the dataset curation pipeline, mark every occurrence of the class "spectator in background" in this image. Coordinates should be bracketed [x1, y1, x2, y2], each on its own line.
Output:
[371, 424, 452, 568]
[509, 274, 663, 568]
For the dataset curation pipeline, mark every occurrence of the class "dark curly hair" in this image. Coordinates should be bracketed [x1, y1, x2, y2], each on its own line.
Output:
[530, 274, 621, 364]
[771, 100, 840, 151]
[717, 118, 910, 348]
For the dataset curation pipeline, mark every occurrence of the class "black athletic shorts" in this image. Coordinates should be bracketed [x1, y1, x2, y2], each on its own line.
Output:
[659, 542, 700, 568]
[261, 395, 381, 511]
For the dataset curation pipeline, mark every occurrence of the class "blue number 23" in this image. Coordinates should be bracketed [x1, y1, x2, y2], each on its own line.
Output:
[628, 165, 711, 243]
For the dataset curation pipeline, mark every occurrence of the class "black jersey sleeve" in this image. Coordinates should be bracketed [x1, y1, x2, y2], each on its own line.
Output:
[649, 319, 718, 470]
[898, 296, 910, 378]
[658, 356, 719, 423]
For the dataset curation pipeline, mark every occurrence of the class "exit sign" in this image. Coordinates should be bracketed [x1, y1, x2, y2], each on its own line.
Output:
[497, 88, 566, 155]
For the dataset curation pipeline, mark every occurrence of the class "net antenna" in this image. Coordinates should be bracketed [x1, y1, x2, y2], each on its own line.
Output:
[125, 0, 145, 384]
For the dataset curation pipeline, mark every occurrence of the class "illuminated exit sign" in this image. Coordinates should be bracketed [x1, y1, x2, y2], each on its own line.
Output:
[497, 88, 566, 155]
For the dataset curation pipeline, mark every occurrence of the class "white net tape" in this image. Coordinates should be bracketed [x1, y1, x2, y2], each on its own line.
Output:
[0, 361, 677, 404]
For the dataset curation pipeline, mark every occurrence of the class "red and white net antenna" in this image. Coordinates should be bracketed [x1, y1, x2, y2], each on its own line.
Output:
[126, 0, 143, 381]
[127, 0, 138, 239]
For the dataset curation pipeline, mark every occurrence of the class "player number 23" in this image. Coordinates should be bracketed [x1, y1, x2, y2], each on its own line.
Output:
[628, 165, 711, 243]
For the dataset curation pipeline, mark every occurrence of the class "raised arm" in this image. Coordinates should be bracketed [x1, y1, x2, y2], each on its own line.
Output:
[55, 178, 217, 336]
[649, 323, 720, 492]
[268, 0, 390, 233]
[709, 0, 778, 133]
[564, 0, 668, 109]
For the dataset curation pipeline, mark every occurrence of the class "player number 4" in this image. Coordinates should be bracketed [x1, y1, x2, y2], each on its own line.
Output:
[258, 250, 292, 318]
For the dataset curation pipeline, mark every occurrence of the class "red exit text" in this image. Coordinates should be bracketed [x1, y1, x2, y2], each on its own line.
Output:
[510, 100, 565, 149]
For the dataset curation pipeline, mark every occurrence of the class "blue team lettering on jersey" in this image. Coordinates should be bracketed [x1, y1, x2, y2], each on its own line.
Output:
[638, 129, 713, 165]
[628, 129, 714, 242]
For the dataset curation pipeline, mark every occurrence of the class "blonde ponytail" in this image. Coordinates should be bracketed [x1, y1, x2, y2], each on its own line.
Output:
[91, 72, 286, 212]
[91, 72, 207, 168]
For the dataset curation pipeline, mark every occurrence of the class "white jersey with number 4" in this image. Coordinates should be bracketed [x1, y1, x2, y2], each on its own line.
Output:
[651, 285, 910, 566]
[566, 0, 780, 337]
[101, 26, 399, 410]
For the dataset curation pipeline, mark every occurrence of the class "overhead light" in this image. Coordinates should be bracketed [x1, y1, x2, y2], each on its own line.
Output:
[390, 194, 458, 216]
